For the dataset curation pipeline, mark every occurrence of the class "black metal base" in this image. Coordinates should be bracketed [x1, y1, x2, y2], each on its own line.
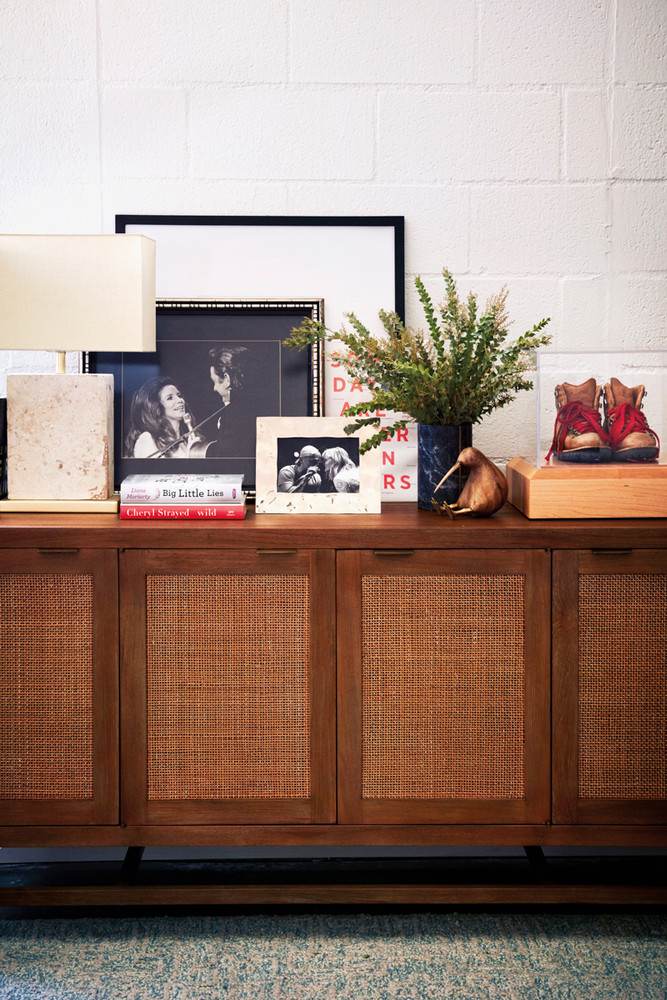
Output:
[1, 852, 666, 913]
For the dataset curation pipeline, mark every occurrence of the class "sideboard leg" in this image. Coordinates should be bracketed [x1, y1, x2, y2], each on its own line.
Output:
[524, 845, 548, 878]
[118, 846, 145, 885]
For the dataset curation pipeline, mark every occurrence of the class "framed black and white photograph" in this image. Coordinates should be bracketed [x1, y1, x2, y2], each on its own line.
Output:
[87, 299, 323, 490]
[255, 417, 381, 514]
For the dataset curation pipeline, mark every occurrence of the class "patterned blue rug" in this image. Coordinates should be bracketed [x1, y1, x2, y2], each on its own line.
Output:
[1, 912, 665, 999]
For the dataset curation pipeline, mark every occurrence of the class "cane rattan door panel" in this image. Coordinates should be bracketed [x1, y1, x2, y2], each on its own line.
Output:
[337, 549, 551, 824]
[120, 549, 336, 825]
[553, 550, 667, 825]
[0, 548, 119, 825]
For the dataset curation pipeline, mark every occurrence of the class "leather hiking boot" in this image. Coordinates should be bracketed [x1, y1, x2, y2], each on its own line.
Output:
[545, 378, 611, 463]
[603, 377, 660, 462]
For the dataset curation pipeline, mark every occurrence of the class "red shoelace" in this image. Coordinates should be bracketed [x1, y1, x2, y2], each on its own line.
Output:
[545, 400, 609, 462]
[606, 402, 660, 453]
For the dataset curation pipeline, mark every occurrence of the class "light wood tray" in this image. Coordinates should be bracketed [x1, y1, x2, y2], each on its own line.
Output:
[507, 457, 667, 519]
[0, 495, 120, 513]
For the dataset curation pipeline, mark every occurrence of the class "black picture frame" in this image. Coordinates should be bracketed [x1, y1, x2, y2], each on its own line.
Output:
[115, 214, 405, 322]
[87, 299, 323, 492]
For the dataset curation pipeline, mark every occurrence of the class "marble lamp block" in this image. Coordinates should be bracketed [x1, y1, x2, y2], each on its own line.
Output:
[7, 373, 114, 501]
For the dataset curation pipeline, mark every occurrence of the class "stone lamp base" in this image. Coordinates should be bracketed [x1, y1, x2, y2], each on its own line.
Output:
[6, 373, 114, 502]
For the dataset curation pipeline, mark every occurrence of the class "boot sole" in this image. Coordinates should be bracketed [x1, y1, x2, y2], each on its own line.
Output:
[612, 447, 659, 462]
[554, 447, 612, 463]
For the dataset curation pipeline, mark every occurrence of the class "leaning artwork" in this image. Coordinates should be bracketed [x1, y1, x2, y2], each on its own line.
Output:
[87, 299, 323, 492]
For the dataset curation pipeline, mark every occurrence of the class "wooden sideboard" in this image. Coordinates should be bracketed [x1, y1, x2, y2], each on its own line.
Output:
[1, 504, 665, 906]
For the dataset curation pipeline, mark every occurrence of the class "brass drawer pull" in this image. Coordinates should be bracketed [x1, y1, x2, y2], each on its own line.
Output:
[591, 549, 633, 555]
[257, 549, 298, 555]
[372, 549, 415, 556]
[37, 548, 80, 554]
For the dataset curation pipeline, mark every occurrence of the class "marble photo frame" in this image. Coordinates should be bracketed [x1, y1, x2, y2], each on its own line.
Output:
[255, 417, 381, 514]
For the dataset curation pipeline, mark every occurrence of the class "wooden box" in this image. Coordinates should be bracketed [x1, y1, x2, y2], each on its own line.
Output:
[506, 456, 667, 519]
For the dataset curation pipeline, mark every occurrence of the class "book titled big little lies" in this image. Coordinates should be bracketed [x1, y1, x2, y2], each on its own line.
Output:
[120, 473, 246, 519]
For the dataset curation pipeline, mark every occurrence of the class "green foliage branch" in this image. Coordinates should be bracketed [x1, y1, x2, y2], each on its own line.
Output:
[286, 268, 551, 452]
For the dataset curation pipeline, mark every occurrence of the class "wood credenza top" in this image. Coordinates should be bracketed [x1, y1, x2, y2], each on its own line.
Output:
[0, 502, 665, 550]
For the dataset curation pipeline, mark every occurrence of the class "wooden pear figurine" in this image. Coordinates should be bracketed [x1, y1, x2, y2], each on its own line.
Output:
[431, 446, 508, 518]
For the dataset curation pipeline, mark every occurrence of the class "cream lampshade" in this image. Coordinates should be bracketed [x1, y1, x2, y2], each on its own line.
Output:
[0, 234, 156, 508]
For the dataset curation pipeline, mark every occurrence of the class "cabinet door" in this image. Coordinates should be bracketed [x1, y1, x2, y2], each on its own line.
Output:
[121, 548, 336, 825]
[337, 548, 551, 824]
[0, 548, 118, 825]
[553, 549, 667, 825]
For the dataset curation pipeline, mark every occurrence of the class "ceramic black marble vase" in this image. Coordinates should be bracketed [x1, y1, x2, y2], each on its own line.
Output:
[417, 423, 472, 510]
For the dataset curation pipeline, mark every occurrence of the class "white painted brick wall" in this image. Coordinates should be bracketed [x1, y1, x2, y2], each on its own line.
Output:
[565, 91, 609, 180]
[3, 0, 97, 79]
[609, 276, 667, 349]
[471, 185, 610, 276]
[478, 0, 611, 86]
[190, 87, 375, 180]
[1, 83, 100, 185]
[616, 0, 667, 82]
[99, 0, 289, 83]
[102, 88, 189, 179]
[291, 0, 475, 85]
[613, 87, 667, 178]
[1, 0, 665, 494]
[611, 184, 667, 270]
[378, 91, 562, 182]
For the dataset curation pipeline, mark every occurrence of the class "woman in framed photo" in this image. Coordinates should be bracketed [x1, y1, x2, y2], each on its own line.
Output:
[124, 376, 206, 459]
[322, 446, 360, 493]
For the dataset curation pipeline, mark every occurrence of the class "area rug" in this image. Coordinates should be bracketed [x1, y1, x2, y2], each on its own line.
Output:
[0, 911, 665, 999]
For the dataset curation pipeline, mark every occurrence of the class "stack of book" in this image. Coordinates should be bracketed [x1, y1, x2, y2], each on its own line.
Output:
[119, 473, 246, 519]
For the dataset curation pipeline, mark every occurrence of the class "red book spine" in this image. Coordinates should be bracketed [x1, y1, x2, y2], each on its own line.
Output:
[120, 504, 246, 520]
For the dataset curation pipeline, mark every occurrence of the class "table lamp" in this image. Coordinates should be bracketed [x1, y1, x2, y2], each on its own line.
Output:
[0, 235, 156, 509]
